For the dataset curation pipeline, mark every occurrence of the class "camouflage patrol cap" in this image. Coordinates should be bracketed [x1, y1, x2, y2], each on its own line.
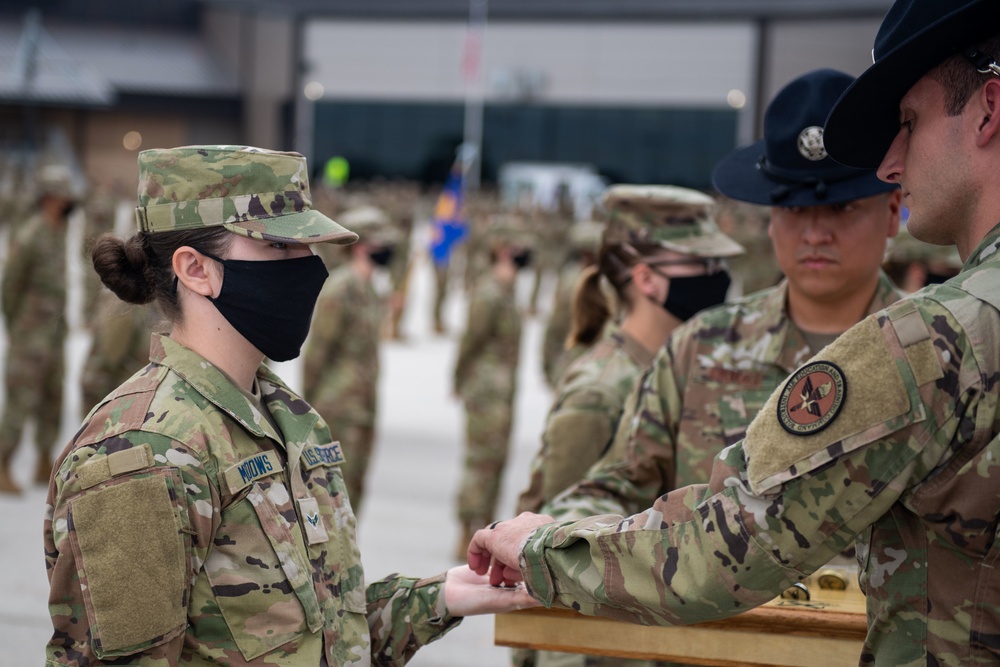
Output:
[134, 145, 358, 245]
[886, 226, 963, 269]
[487, 213, 534, 248]
[569, 219, 604, 253]
[36, 164, 77, 203]
[601, 184, 744, 258]
[336, 205, 400, 245]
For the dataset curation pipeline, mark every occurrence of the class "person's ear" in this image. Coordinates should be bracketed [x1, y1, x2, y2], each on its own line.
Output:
[172, 246, 220, 297]
[974, 78, 1000, 147]
[631, 263, 663, 300]
[885, 190, 902, 238]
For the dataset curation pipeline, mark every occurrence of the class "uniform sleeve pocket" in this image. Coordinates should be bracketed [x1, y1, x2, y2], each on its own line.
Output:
[68, 470, 188, 658]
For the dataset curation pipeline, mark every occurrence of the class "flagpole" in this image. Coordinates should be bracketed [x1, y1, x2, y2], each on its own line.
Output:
[461, 0, 488, 193]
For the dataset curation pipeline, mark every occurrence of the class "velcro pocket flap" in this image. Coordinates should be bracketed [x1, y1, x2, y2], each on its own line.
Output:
[745, 317, 926, 495]
[69, 471, 187, 657]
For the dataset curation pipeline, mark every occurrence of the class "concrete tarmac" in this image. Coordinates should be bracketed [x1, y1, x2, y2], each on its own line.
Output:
[0, 221, 555, 667]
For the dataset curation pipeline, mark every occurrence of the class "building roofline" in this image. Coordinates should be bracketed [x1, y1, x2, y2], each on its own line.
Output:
[199, 0, 893, 22]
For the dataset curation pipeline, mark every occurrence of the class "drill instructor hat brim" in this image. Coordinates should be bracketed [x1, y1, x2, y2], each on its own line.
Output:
[711, 69, 898, 208]
[134, 145, 358, 245]
[825, 0, 1000, 169]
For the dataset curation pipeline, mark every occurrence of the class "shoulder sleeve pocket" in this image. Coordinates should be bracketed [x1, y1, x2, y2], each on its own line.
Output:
[68, 469, 188, 658]
[745, 316, 927, 495]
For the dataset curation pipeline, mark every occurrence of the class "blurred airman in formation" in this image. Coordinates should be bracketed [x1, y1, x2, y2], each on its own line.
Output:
[303, 204, 400, 515]
[540, 218, 604, 387]
[0, 164, 77, 493]
[453, 213, 533, 558]
[883, 223, 963, 293]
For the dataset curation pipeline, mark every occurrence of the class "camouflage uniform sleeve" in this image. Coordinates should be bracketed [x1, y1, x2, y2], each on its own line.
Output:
[303, 283, 346, 397]
[366, 572, 462, 665]
[1, 225, 34, 323]
[545, 345, 682, 521]
[453, 285, 494, 395]
[534, 384, 622, 507]
[520, 300, 979, 626]
[44, 431, 216, 665]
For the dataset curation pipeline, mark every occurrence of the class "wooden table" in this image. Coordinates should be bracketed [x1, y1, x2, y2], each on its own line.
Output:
[494, 572, 867, 667]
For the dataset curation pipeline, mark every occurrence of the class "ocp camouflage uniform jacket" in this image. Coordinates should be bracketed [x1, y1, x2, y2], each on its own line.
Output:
[303, 264, 383, 428]
[546, 272, 902, 521]
[517, 325, 654, 515]
[520, 225, 1000, 665]
[541, 261, 587, 388]
[44, 334, 459, 667]
[453, 273, 521, 402]
[2, 212, 67, 350]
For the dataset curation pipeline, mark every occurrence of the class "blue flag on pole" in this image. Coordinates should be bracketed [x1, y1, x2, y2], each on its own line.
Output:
[429, 165, 468, 267]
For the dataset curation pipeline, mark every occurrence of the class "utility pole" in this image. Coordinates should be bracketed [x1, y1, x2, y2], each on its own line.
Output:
[461, 0, 488, 192]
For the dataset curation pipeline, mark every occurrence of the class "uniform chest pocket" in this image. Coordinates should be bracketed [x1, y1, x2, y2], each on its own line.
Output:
[205, 481, 323, 661]
[718, 389, 777, 446]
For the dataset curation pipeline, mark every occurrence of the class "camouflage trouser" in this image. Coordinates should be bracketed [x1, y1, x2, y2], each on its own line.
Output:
[0, 338, 64, 458]
[325, 418, 375, 516]
[433, 261, 449, 332]
[456, 394, 513, 524]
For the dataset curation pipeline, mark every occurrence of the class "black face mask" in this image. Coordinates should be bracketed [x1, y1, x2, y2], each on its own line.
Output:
[368, 247, 394, 267]
[199, 249, 329, 362]
[512, 249, 533, 270]
[658, 270, 731, 322]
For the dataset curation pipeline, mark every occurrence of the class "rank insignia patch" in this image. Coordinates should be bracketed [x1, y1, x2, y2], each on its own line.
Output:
[777, 361, 846, 435]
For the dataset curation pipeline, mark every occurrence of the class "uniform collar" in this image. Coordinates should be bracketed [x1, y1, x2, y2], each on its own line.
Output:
[967, 222, 1000, 268]
[767, 271, 902, 370]
[149, 334, 287, 445]
[610, 324, 658, 369]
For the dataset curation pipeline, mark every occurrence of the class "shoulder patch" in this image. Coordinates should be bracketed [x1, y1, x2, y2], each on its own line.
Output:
[776, 362, 847, 435]
[745, 317, 926, 494]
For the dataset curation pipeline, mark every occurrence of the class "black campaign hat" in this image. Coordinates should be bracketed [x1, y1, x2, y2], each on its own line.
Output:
[826, 0, 1000, 169]
[711, 69, 897, 208]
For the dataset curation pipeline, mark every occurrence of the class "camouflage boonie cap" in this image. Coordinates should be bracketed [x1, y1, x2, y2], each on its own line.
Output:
[602, 184, 744, 258]
[336, 205, 400, 245]
[135, 145, 358, 245]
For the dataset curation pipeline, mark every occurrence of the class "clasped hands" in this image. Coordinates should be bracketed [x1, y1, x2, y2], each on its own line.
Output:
[444, 512, 555, 617]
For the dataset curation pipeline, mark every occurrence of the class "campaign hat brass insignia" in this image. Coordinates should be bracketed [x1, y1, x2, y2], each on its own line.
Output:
[777, 361, 847, 435]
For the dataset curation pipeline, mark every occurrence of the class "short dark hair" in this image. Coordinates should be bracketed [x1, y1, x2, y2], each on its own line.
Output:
[933, 33, 1000, 116]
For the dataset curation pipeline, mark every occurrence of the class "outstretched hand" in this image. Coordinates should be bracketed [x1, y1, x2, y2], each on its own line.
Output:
[443, 565, 539, 617]
[466, 513, 555, 587]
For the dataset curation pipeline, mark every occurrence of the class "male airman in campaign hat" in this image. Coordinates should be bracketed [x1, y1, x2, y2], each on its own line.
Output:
[471, 2, 1000, 663]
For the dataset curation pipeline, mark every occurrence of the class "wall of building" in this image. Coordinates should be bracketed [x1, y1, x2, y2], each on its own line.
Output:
[764, 17, 883, 100]
[304, 19, 757, 107]
[301, 16, 885, 187]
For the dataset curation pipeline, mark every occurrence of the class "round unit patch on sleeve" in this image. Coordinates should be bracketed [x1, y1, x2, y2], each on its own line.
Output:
[777, 361, 847, 435]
